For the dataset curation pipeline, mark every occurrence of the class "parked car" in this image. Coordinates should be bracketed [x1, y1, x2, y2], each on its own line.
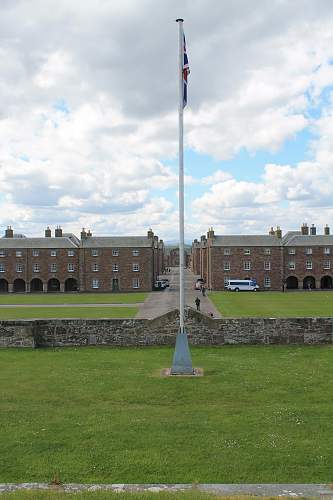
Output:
[226, 279, 259, 292]
[160, 278, 169, 287]
[195, 278, 205, 290]
[154, 280, 167, 290]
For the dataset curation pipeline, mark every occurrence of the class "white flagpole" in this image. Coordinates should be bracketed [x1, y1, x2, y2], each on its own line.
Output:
[170, 19, 193, 375]
[177, 18, 185, 334]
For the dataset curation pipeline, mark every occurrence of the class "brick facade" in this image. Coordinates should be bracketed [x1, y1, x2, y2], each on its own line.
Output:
[0, 226, 164, 293]
[192, 224, 333, 291]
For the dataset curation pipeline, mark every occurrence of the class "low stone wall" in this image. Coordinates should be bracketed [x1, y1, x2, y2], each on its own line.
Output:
[0, 309, 332, 348]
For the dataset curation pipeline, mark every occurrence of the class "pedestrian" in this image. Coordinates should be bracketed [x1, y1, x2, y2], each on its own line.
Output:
[202, 286, 206, 296]
[195, 297, 201, 311]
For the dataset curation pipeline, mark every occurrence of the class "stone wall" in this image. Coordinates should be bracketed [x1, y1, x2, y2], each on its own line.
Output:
[0, 309, 332, 348]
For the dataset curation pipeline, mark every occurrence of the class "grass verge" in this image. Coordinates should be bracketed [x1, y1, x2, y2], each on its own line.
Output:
[209, 290, 333, 317]
[0, 306, 138, 319]
[0, 293, 148, 305]
[1, 346, 332, 483]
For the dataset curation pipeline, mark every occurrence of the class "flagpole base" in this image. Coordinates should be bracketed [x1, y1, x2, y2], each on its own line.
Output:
[170, 330, 193, 375]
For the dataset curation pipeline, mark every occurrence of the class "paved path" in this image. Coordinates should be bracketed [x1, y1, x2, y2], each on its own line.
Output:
[136, 267, 221, 319]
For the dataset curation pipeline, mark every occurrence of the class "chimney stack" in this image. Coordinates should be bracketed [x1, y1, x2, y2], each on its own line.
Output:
[87, 230, 92, 238]
[55, 226, 63, 237]
[207, 227, 215, 239]
[81, 228, 87, 240]
[310, 224, 316, 236]
[5, 226, 13, 238]
[269, 227, 275, 236]
[301, 223, 309, 236]
[324, 225, 330, 235]
[275, 226, 282, 239]
[147, 228, 154, 239]
[45, 226, 51, 238]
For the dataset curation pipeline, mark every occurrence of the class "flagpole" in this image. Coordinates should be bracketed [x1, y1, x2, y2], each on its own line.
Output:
[177, 18, 185, 335]
[170, 18, 193, 375]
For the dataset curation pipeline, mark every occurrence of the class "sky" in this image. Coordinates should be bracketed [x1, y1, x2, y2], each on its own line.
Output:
[2, 0, 333, 242]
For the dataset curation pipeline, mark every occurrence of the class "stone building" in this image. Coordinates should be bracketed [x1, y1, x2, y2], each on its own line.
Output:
[192, 223, 333, 291]
[0, 226, 163, 293]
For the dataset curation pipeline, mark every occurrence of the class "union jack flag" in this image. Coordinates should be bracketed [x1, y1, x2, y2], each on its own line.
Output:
[183, 34, 190, 107]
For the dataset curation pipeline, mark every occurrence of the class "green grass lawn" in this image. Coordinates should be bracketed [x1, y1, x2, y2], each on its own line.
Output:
[0, 306, 138, 320]
[0, 492, 266, 500]
[1, 346, 332, 484]
[209, 291, 333, 317]
[0, 292, 148, 305]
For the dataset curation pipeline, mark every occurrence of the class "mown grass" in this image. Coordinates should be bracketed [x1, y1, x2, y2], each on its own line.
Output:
[0, 492, 286, 500]
[209, 291, 333, 317]
[0, 293, 147, 305]
[1, 346, 332, 484]
[0, 306, 138, 319]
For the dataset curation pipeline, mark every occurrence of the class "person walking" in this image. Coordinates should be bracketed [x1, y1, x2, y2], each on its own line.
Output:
[195, 297, 201, 311]
[201, 286, 206, 296]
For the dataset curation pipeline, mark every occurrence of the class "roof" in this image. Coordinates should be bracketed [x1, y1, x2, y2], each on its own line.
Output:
[211, 235, 282, 247]
[81, 236, 152, 248]
[284, 234, 333, 246]
[0, 237, 78, 249]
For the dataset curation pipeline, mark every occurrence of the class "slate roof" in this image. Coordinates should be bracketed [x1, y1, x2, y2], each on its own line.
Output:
[81, 236, 152, 248]
[0, 237, 78, 249]
[284, 234, 333, 246]
[212, 235, 281, 247]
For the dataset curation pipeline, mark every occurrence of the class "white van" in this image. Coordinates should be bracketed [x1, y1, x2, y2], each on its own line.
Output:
[226, 279, 259, 292]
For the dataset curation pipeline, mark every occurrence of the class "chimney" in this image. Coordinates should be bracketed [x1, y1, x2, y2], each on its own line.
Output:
[324, 225, 330, 235]
[275, 226, 282, 239]
[301, 223, 309, 236]
[207, 227, 215, 239]
[81, 228, 87, 240]
[269, 227, 275, 236]
[55, 226, 63, 237]
[5, 226, 13, 238]
[310, 224, 316, 236]
[45, 226, 51, 238]
[87, 230, 92, 238]
[147, 228, 154, 239]
[200, 234, 207, 242]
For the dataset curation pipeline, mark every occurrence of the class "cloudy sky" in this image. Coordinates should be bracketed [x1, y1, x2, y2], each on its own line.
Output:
[2, 0, 333, 241]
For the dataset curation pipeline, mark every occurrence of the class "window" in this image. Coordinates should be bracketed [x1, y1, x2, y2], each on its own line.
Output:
[16, 250, 22, 257]
[50, 263, 57, 273]
[306, 260, 312, 270]
[16, 263, 23, 272]
[324, 261, 331, 270]
[324, 248, 331, 255]
[224, 277, 230, 287]
[223, 262, 230, 271]
[223, 248, 230, 256]
[243, 261, 251, 271]
[50, 250, 57, 257]
[132, 263, 140, 272]
[112, 249, 119, 256]
[306, 248, 312, 255]
[68, 250, 75, 257]
[264, 261, 271, 270]
[92, 279, 100, 289]
[264, 248, 271, 255]
[0, 264, 5, 272]
[132, 278, 140, 289]
[112, 263, 119, 272]
[288, 261, 295, 270]
[33, 263, 40, 273]
[67, 263, 74, 272]
[32, 249, 39, 257]
[92, 263, 99, 272]
[91, 249, 99, 257]
[264, 277, 271, 287]
[288, 248, 295, 255]
[244, 248, 251, 255]
[0, 250, 5, 257]
[132, 249, 140, 256]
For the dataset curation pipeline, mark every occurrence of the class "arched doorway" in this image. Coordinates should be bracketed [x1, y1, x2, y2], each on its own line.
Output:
[303, 276, 316, 290]
[48, 278, 60, 292]
[31, 278, 43, 292]
[13, 279, 26, 293]
[286, 276, 298, 289]
[321, 275, 332, 289]
[0, 279, 8, 293]
[65, 278, 78, 292]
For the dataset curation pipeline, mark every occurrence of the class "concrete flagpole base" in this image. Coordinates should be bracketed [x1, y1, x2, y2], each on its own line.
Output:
[170, 330, 194, 375]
